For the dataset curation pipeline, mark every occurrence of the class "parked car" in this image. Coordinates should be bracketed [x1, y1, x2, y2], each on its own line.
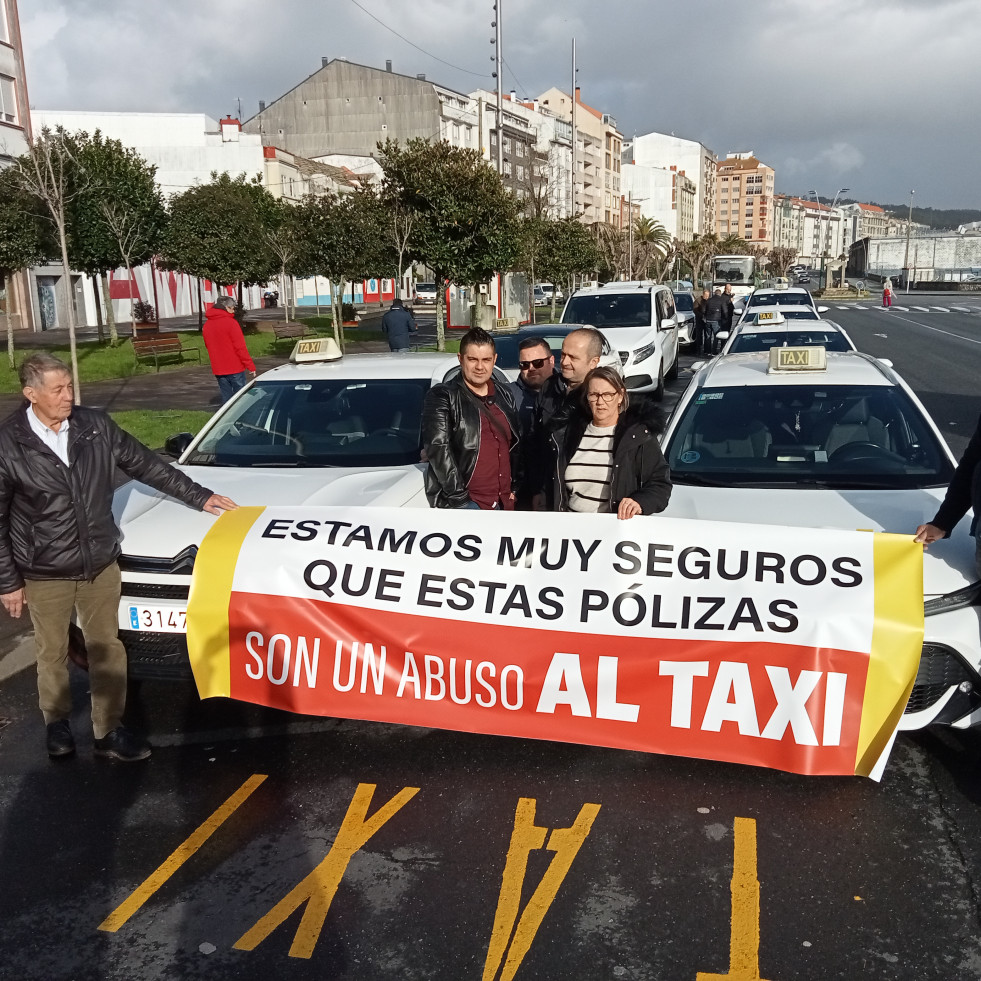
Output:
[489, 325, 622, 381]
[535, 283, 564, 302]
[532, 285, 549, 307]
[660, 348, 980, 731]
[672, 290, 696, 347]
[559, 281, 681, 400]
[414, 282, 438, 304]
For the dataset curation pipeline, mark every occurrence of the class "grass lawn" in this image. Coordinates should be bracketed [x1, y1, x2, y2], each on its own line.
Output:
[110, 409, 214, 450]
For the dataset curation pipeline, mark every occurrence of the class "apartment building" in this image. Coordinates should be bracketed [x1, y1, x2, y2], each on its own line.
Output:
[624, 132, 717, 236]
[244, 59, 478, 160]
[715, 152, 776, 247]
[773, 194, 844, 267]
[621, 162, 696, 241]
[1, 0, 33, 331]
[536, 87, 622, 226]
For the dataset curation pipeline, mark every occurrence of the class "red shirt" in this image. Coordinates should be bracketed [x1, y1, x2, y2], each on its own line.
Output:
[202, 307, 256, 375]
[467, 384, 514, 510]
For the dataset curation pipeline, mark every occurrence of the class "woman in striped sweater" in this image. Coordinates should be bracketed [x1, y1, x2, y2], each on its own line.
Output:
[547, 366, 672, 519]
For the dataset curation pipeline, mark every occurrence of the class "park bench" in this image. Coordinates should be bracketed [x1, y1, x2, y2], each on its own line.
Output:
[273, 322, 312, 347]
[132, 333, 202, 372]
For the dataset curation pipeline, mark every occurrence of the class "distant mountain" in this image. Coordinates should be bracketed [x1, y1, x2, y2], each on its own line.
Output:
[843, 200, 981, 230]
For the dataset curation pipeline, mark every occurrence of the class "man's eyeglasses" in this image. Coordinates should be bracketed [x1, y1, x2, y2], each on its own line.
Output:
[586, 391, 619, 403]
[518, 357, 549, 370]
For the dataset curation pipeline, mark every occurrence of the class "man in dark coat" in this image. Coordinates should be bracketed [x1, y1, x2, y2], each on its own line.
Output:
[0, 354, 237, 761]
[381, 299, 417, 352]
[701, 289, 728, 354]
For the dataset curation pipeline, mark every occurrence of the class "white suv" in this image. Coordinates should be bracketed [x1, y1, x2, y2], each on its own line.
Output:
[559, 282, 680, 399]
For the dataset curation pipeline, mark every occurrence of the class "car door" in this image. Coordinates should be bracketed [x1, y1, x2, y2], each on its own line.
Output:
[656, 289, 679, 368]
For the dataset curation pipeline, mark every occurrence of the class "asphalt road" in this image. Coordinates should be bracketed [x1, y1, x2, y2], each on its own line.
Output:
[3, 297, 981, 980]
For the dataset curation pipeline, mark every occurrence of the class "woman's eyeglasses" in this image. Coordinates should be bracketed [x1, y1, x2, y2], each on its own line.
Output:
[587, 391, 619, 403]
[518, 358, 549, 370]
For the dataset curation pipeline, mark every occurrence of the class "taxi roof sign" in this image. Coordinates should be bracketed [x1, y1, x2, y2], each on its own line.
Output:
[768, 346, 827, 372]
[291, 336, 343, 363]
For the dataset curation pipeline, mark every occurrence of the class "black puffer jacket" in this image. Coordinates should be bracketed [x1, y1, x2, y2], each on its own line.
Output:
[931, 409, 981, 537]
[0, 404, 214, 591]
[422, 375, 521, 508]
[548, 398, 672, 514]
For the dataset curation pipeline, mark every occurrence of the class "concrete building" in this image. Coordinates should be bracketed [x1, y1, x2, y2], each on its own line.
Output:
[244, 58, 478, 160]
[536, 87, 622, 227]
[1, 0, 33, 332]
[839, 202, 888, 244]
[621, 162, 696, 241]
[715, 152, 776, 247]
[467, 90, 541, 208]
[772, 194, 844, 273]
[623, 132, 717, 237]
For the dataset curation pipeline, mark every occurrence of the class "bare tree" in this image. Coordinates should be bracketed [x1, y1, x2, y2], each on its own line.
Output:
[13, 127, 87, 399]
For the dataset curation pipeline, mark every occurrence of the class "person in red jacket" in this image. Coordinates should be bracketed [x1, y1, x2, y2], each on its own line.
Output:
[202, 296, 256, 402]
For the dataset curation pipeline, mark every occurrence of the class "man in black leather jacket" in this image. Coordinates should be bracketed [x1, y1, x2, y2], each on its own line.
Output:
[0, 354, 237, 762]
[422, 327, 520, 509]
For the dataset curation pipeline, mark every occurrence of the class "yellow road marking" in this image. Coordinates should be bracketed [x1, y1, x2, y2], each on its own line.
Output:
[234, 782, 419, 959]
[696, 817, 773, 981]
[98, 773, 267, 933]
[483, 798, 601, 981]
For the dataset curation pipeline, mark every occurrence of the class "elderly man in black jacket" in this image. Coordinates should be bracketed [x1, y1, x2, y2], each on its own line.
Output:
[0, 354, 236, 762]
[422, 327, 521, 509]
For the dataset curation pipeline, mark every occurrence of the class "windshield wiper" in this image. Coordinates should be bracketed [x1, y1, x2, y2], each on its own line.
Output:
[670, 473, 730, 487]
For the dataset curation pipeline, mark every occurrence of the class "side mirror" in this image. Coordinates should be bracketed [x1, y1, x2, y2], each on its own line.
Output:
[164, 432, 194, 457]
[877, 358, 894, 368]
[816, 305, 830, 313]
[659, 318, 676, 332]
[716, 331, 730, 342]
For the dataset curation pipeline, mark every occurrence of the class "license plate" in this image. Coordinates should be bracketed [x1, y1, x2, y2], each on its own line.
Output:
[120, 602, 187, 633]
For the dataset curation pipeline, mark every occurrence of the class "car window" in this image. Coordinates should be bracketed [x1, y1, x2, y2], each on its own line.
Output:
[747, 292, 811, 309]
[674, 293, 694, 312]
[186, 378, 431, 468]
[562, 293, 652, 328]
[665, 383, 954, 489]
[729, 331, 852, 353]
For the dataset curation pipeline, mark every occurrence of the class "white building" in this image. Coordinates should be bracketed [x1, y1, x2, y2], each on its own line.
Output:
[621, 162, 695, 241]
[624, 132, 717, 236]
[27, 110, 273, 330]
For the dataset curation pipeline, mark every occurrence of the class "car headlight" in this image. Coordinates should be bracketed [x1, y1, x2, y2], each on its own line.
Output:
[924, 581, 981, 615]
[632, 342, 656, 364]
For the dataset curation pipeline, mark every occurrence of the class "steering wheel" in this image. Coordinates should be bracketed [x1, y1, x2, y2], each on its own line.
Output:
[828, 441, 894, 464]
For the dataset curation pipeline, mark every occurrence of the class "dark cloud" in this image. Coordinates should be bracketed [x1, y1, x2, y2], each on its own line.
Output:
[21, 0, 980, 208]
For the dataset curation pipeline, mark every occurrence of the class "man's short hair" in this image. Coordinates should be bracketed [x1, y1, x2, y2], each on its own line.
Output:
[214, 296, 236, 311]
[565, 326, 603, 361]
[19, 353, 71, 390]
[517, 335, 550, 356]
[459, 326, 495, 355]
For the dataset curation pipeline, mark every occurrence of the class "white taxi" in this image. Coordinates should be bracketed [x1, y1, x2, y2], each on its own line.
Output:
[720, 309, 856, 354]
[113, 341, 461, 679]
[660, 347, 981, 730]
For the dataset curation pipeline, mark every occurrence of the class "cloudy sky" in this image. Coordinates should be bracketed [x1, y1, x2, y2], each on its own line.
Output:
[20, 0, 980, 210]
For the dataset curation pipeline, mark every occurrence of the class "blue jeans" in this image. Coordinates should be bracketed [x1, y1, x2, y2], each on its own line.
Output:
[216, 371, 249, 403]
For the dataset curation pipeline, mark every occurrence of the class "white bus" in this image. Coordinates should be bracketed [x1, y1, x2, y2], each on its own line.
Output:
[712, 255, 756, 302]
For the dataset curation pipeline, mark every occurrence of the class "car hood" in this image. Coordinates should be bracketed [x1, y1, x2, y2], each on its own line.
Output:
[662, 484, 977, 596]
[112, 464, 427, 559]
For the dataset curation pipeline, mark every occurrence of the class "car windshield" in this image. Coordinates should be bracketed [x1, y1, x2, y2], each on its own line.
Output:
[674, 293, 694, 312]
[562, 293, 651, 328]
[185, 378, 430, 468]
[665, 383, 954, 489]
[747, 292, 810, 308]
[416, 283, 436, 292]
[729, 331, 851, 353]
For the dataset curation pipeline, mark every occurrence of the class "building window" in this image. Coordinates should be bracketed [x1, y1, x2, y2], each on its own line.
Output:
[503, 160, 512, 176]
[0, 74, 15, 123]
[517, 164, 525, 181]
[453, 123, 460, 141]
[503, 137, 512, 153]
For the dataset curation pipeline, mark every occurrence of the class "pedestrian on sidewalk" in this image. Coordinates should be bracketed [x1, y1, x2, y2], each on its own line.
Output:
[381, 298, 417, 352]
[0, 354, 238, 762]
[882, 278, 893, 309]
[203, 296, 256, 402]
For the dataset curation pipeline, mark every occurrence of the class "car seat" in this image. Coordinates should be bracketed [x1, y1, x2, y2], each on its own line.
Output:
[815, 398, 890, 457]
[692, 403, 772, 459]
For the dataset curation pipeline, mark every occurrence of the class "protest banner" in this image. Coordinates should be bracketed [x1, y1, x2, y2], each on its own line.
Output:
[186, 507, 923, 777]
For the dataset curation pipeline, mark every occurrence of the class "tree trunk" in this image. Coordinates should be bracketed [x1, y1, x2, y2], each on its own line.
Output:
[93, 275, 106, 345]
[100, 271, 118, 346]
[331, 282, 342, 350]
[5, 307, 14, 371]
[197, 279, 204, 331]
[56, 220, 80, 402]
[125, 259, 137, 333]
[435, 277, 446, 353]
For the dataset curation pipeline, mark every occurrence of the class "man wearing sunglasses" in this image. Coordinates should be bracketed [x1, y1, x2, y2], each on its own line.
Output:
[510, 337, 555, 508]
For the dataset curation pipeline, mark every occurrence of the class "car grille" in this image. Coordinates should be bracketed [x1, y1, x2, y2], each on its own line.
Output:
[121, 581, 190, 600]
[119, 547, 197, 575]
[120, 630, 192, 680]
[905, 643, 975, 715]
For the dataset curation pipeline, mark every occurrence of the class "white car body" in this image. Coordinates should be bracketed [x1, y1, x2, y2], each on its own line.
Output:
[559, 282, 681, 399]
[660, 350, 981, 731]
[413, 283, 438, 304]
[113, 352, 461, 678]
[535, 283, 564, 302]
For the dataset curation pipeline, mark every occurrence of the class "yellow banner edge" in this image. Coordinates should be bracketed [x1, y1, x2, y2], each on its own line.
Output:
[855, 533, 924, 775]
[186, 506, 266, 698]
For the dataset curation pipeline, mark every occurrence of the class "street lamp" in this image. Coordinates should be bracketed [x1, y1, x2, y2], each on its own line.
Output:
[902, 189, 915, 293]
